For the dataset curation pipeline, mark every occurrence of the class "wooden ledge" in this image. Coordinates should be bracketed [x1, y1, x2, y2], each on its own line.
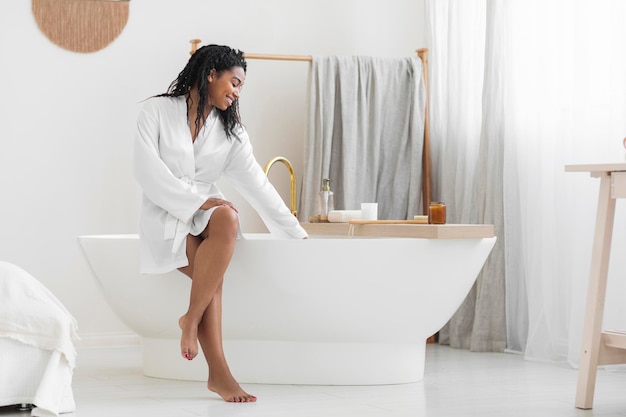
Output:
[565, 163, 626, 175]
[301, 222, 494, 239]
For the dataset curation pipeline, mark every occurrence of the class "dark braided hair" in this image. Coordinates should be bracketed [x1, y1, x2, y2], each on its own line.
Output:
[157, 44, 247, 140]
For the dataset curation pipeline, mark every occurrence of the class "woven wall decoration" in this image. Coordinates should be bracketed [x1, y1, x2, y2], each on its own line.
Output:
[32, 0, 129, 53]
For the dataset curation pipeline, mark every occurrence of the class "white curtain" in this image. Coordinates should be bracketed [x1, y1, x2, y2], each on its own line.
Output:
[427, 0, 509, 352]
[427, 0, 626, 363]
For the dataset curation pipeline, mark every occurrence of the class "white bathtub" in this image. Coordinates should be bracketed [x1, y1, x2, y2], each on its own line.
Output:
[78, 232, 496, 385]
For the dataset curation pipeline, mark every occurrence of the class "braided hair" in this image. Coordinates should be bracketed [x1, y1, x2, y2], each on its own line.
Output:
[157, 44, 247, 140]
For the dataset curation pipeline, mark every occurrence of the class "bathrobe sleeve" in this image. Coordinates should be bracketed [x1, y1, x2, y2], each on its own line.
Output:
[133, 102, 206, 223]
[224, 129, 308, 239]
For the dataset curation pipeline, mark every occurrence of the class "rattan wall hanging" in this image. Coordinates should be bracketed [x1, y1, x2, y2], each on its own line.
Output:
[32, 0, 129, 53]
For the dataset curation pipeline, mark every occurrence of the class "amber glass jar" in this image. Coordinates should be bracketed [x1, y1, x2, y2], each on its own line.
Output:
[428, 202, 446, 224]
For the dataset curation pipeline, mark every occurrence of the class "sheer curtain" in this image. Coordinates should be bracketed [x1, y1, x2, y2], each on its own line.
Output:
[427, 0, 509, 352]
[427, 0, 626, 362]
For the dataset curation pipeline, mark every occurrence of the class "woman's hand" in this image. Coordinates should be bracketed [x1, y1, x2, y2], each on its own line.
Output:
[200, 198, 238, 213]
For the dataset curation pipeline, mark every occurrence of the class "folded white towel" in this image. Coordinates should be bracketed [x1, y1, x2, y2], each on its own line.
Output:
[328, 210, 362, 223]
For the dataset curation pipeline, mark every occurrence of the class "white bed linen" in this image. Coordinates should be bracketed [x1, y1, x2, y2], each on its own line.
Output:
[0, 338, 75, 416]
[0, 261, 78, 416]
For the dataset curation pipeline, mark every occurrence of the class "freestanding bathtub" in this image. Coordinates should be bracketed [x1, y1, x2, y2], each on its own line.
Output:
[78, 227, 496, 385]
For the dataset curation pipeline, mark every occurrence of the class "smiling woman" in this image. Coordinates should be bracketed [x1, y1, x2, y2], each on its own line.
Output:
[32, 0, 129, 53]
[132, 44, 308, 402]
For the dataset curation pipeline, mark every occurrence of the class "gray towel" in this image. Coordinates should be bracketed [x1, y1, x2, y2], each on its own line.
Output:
[301, 56, 426, 220]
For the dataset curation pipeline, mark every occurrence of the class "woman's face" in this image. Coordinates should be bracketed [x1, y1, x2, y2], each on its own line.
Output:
[207, 66, 246, 111]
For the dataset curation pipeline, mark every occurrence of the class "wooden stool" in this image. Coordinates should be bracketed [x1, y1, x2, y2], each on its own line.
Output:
[565, 163, 626, 409]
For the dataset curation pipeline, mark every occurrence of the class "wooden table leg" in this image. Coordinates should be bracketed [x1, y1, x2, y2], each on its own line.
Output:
[575, 173, 616, 409]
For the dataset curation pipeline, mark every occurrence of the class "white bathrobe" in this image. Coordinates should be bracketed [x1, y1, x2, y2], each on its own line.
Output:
[134, 96, 307, 274]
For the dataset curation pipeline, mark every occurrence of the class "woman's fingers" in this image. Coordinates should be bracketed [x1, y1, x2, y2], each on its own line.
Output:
[201, 198, 238, 212]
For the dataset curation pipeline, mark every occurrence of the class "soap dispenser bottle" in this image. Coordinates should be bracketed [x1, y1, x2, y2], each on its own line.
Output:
[317, 178, 335, 222]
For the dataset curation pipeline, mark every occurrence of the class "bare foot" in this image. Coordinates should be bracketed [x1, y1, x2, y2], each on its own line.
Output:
[178, 315, 199, 360]
[208, 377, 257, 403]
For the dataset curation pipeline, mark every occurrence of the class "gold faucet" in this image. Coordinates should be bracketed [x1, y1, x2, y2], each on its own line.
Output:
[263, 156, 298, 217]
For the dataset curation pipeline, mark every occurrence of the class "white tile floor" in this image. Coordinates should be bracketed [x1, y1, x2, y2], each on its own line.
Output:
[2, 343, 626, 417]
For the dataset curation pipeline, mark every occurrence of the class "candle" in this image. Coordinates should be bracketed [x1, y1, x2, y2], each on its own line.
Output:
[428, 202, 446, 224]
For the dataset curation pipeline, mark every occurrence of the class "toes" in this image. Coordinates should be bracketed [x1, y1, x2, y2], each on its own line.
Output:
[240, 395, 256, 403]
[184, 351, 197, 360]
[181, 347, 197, 361]
[227, 394, 256, 403]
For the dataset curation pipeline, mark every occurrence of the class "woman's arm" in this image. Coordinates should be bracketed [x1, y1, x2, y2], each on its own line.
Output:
[223, 130, 307, 239]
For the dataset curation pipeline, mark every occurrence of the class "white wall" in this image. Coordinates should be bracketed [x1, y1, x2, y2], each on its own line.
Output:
[0, 0, 427, 345]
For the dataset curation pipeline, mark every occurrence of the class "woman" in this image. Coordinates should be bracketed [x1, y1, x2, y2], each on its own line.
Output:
[133, 44, 308, 403]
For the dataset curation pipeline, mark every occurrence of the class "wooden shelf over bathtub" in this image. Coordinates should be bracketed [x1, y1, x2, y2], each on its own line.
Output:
[300, 223, 494, 239]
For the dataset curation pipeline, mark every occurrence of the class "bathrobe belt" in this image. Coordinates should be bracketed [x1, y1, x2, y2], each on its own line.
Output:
[164, 176, 198, 255]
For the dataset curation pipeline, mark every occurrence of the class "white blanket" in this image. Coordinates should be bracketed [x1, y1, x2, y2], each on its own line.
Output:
[0, 261, 78, 416]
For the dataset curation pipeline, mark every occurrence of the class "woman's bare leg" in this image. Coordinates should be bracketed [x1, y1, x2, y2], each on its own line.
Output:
[178, 206, 238, 360]
[199, 286, 256, 402]
[178, 206, 256, 402]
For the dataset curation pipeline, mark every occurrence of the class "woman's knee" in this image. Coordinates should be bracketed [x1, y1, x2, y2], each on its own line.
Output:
[205, 206, 239, 239]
